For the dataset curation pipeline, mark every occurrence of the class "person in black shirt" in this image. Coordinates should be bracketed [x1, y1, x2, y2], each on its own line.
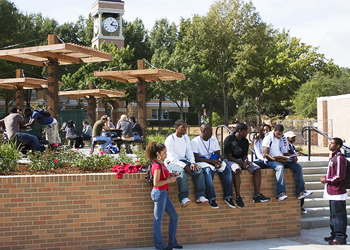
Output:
[223, 123, 270, 207]
[129, 116, 143, 140]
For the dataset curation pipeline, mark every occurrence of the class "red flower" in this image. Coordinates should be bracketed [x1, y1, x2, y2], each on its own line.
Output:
[54, 159, 58, 163]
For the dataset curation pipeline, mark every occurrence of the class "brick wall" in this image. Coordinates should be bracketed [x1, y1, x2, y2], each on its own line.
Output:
[0, 169, 300, 250]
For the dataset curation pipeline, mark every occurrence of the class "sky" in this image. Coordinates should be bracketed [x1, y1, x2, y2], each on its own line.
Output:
[10, 0, 350, 68]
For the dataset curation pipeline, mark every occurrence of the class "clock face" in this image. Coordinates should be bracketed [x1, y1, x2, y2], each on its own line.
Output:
[103, 17, 119, 33]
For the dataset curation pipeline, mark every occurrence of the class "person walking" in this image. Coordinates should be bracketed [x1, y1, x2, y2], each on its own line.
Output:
[146, 142, 183, 250]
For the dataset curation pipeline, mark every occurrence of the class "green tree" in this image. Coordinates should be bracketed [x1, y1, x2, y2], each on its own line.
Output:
[294, 70, 350, 118]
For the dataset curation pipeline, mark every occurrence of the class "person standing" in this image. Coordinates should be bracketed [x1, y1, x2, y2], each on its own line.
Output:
[24, 107, 60, 151]
[321, 138, 348, 245]
[146, 142, 182, 250]
[165, 119, 207, 207]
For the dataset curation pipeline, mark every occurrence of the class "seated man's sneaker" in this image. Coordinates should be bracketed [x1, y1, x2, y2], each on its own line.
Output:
[235, 195, 245, 208]
[276, 192, 288, 201]
[208, 200, 219, 209]
[253, 193, 271, 203]
[181, 197, 191, 207]
[224, 198, 236, 208]
[328, 239, 346, 245]
[196, 196, 209, 204]
[301, 207, 307, 214]
[297, 190, 313, 199]
[324, 236, 335, 242]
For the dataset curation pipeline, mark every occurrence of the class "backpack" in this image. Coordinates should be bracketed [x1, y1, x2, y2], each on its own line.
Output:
[145, 161, 166, 186]
[34, 109, 51, 117]
[332, 153, 350, 189]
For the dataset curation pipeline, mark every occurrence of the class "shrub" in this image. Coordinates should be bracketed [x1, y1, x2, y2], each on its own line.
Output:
[0, 142, 21, 174]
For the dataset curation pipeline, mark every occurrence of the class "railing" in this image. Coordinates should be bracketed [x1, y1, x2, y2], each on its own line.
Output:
[215, 125, 256, 161]
[301, 125, 350, 161]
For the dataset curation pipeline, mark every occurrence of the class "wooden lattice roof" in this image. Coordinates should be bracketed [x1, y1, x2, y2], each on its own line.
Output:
[94, 69, 186, 83]
[0, 43, 113, 67]
[0, 77, 62, 90]
[58, 89, 125, 99]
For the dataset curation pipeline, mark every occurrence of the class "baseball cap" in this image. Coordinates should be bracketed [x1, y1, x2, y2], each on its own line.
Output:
[284, 131, 296, 138]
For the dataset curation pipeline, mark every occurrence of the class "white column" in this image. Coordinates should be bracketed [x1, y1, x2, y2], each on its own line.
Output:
[98, 13, 102, 36]
[119, 16, 123, 38]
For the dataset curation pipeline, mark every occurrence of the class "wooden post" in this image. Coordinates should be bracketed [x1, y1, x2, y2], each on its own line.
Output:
[15, 69, 24, 110]
[87, 82, 97, 125]
[137, 59, 147, 141]
[46, 34, 59, 119]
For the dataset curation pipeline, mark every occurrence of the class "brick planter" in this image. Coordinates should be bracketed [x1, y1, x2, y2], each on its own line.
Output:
[0, 169, 300, 250]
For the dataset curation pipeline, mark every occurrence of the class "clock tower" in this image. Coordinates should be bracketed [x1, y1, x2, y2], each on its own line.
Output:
[91, 0, 125, 49]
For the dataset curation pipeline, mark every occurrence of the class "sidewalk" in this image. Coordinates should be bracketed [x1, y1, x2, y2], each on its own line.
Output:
[120, 227, 350, 250]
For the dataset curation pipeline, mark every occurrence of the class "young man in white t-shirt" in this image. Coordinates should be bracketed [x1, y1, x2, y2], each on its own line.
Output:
[190, 124, 235, 209]
[165, 119, 207, 207]
[262, 124, 312, 201]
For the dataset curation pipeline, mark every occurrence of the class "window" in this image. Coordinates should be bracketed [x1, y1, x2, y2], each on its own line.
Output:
[151, 109, 169, 120]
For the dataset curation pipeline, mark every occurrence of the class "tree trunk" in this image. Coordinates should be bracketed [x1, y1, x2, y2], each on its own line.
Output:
[158, 98, 162, 132]
[180, 100, 184, 120]
[222, 85, 229, 125]
[208, 93, 213, 125]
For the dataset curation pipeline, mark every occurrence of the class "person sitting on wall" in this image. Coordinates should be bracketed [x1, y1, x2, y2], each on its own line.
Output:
[164, 119, 208, 207]
[223, 123, 270, 207]
[24, 107, 61, 151]
[129, 116, 143, 141]
[0, 107, 41, 152]
[91, 115, 112, 152]
[190, 124, 235, 209]
[262, 124, 313, 202]
[253, 124, 272, 168]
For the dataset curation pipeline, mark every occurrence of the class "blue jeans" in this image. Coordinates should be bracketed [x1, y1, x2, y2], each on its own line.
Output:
[266, 161, 305, 197]
[14, 132, 41, 152]
[166, 161, 206, 202]
[92, 135, 111, 150]
[329, 200, 347, 243]
[203, 166, 233, 201]
[151, 189, 179, 250]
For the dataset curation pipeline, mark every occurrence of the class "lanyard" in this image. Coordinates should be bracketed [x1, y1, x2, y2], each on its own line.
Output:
[200, 137, 211, 155]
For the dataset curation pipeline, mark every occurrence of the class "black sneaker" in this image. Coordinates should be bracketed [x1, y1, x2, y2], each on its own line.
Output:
[224, 198, 236, 208]
[253, 193, 271, 203]
[209, 200, 219, 209]
[235, 196, 245, 208]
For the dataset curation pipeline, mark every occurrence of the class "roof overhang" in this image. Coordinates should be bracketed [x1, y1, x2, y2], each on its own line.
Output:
[58, 89, 125, 99]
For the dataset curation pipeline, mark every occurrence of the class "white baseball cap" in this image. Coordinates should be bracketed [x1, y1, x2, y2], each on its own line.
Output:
[284, 131, 296, 138]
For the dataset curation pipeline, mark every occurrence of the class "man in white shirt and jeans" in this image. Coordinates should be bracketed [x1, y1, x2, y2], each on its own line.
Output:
[165, 119, 207, 207]
[262, 124, 312, 201]
[190, 124, 235, 209]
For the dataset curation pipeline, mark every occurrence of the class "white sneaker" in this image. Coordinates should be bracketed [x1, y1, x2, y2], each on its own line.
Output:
[196, 196, 209, 204]
[298, 191, 313, 200]
[277, 193, 288, 202]
[181, 197, 191, 207]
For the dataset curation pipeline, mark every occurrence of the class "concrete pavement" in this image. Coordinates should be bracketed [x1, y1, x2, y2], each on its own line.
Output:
[120, 227, 350, 250]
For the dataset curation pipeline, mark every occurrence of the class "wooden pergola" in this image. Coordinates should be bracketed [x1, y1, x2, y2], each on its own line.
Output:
[0, 34, 113, 118]
[94, 60, 186, 140]
[58, 89, 125, 99]
[0, 69, 62, 110]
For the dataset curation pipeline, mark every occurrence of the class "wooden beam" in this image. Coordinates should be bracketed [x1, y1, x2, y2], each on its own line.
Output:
[137, 59, 147, 141]
[27, 51, 83, 64]
[0, 55, 45, 67]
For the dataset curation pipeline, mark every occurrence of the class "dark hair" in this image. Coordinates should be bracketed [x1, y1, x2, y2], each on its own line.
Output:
[274, 124, 284, 132]
[10, 107, 17, 113]
[333, 137, 343, 148]
[83, 120, 89, 125]
[235, 123, 248, 132]
[146, 141, 166, 161]
[24, 107, 32, 113]
[174, 119, 186, 127]
[129, 116, 136, 123]
[256, 124, 271, 141]
[67, 120, 74, 128]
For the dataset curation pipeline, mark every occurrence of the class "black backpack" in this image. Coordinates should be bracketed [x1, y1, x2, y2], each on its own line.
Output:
[34, 109, 51, 117]
[332, 153, 350, 189]
[145, 162, 165, 186]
